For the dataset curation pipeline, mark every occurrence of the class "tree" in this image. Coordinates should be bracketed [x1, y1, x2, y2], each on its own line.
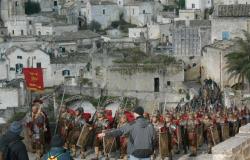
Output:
[225, 31, 250, 90]
[25, 0, 41, 15]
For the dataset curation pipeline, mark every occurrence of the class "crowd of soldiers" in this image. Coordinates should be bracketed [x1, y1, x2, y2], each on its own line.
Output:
[22, 79, 250, 160]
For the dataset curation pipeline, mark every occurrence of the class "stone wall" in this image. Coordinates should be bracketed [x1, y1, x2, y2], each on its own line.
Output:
[210, 123, 250, 160]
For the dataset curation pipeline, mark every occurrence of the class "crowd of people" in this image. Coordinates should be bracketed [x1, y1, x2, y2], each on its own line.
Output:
[0, 80, 250, 160]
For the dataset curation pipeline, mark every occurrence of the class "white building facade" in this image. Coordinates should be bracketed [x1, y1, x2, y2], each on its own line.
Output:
[185, 0, 212, 10]
[1, 47, 54, 87]
[86, 1, 120, 29]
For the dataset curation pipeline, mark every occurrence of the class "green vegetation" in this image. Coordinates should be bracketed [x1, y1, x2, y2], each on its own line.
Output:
[113, 48, 177, 65]
[225, 31, 250, 90]
[25, 0, 41, 15]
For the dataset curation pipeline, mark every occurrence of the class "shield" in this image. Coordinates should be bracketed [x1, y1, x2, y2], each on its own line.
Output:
[159, 131, 170, 158]
[209, 127, 220, 145]
[76, 125, 92, 148]
[197, 124, 203, 147]
[221, 123, 230, 141]
[103, 130, 116, 155]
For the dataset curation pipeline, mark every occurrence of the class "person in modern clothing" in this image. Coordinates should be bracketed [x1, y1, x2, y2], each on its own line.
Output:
[98, 106, 156, 160]
[0, 121, 29, 160]
[42, 135, 72, 160]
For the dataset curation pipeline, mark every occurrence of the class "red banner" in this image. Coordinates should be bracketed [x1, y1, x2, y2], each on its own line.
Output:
[23, 68, 44, 91]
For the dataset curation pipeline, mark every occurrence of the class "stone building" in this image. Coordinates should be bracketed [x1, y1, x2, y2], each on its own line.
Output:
[105, 62, 186, 110]
[172, 20, 211, 56]
[0, 46, 54, 87]
[107, 63, 184, 93]
[123, 1, 156, 27]
[213, 0, 250, 6]
[185, 0, 213, 11]
[211, 4, 250, 42]
[34, 22, 78, 36]
[44, 30, 101, 55]
[0, 0, 25, 22]
[5, 15, 28, 37]
[50, 57, 91, 86]
[86, 0, 120, 29]
[201, 39, 239, 89]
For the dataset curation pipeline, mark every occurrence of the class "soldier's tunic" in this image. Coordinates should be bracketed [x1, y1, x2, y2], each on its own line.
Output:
[117, 121, 129, 159]
[203, 117, 214, 153]
[58, 111, 71, 142]
[152, 121, 164, 157]
[187, 118, 197, 155]
[179, 117, 188, 154]
[68, 115, 86, 146]
[218, 116, 229, 141]
[28, 111, 50, 159]
[94, 119, 110, 148]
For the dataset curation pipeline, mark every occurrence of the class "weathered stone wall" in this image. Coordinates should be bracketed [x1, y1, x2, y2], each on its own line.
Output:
[210, 123, 250, 160]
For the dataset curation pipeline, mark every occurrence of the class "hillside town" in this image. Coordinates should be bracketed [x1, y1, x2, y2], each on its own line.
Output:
[1, 0, 250, 160]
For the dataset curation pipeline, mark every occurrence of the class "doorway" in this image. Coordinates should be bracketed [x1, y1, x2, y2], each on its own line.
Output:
[154, 78, 159, 92]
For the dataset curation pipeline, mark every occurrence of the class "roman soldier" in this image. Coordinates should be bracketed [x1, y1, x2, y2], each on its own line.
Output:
[27, 104, 50, 160]
[202, 114, 213, 154]
[218, 112, 229, 141]
[117, 114, 129, 159]
[187, 113, 198, 157]
[151, 111, 164, 159]
[179, 112, 189, 154]
[168, 114, 180, 155]
[58, 105, 71, 146]
[93, 110, 110, 160]
[68, 107, 86, 158]
[228, 111, 238, 137]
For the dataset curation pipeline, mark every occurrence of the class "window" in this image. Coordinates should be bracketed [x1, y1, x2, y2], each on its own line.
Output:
[222, 31, 230, 40]
[10, 67, 15, 71]
[62, 70, 70, 76]
[17, 56, 22, 59]
[36, 62, 41, 68]
[54, 1, 58, 6]
[15, 1, 18, 6]
[103, 9, 105, 15]
[12, 30, 15, 35]
[119, 1, 121, 4]
[15, 63, 23, 74]
[60, 47, 65, 53]
[38, 31, 41, 36]
[1, 31, 3, 35]
[143, 10, 146, 14]
[29, 20, 32, 25]
[167, 81, 171, 86]
[21, 30, 24, 35]
[192, 3, 195, 8]
[154, 78, 159, 92]
[133, 9, 135, 15]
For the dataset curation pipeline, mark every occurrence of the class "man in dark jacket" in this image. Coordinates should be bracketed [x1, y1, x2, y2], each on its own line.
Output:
[42, 135, 72, 160]
[98, 106, 156, 160]
[0, 121, 29, 160]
